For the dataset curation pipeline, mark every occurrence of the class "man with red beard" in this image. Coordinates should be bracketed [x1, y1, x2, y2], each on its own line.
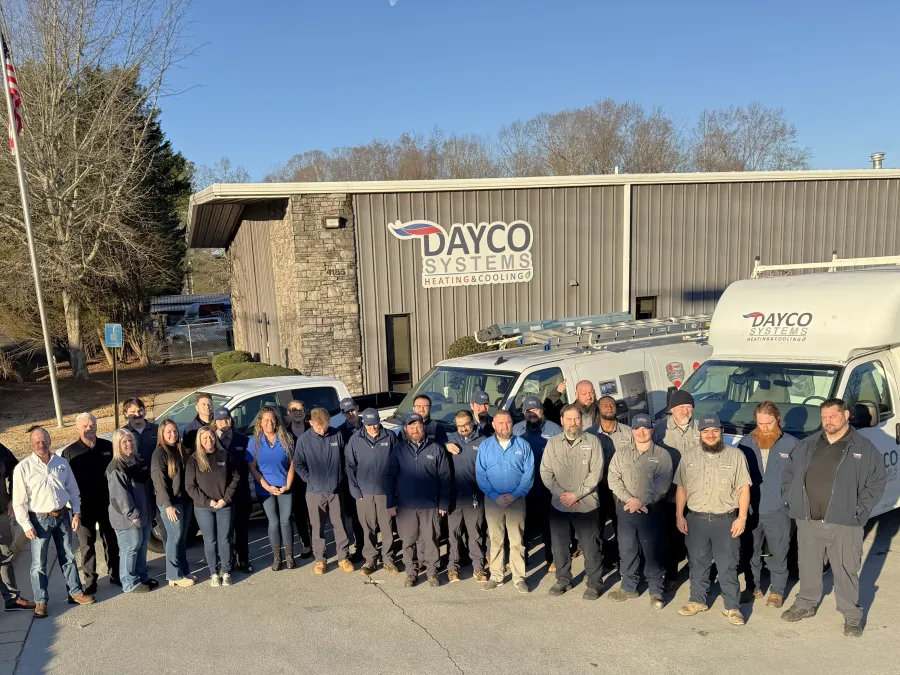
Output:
[737, 401, 797, 609]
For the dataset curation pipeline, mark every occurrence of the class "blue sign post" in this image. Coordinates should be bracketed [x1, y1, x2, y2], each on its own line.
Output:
[105, 324, 123, 427]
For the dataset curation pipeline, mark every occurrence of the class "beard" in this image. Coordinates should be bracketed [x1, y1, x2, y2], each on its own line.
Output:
[564, 427, 583, 441]
[701, 440, 725, 454]
[495, 430, 513, 442]
[578, 401, 597, 418]
[751, 427, 780, 450]
[525, 417, 543, 431]
[600, 411, 617, 422]
[406, 431, 425, 444]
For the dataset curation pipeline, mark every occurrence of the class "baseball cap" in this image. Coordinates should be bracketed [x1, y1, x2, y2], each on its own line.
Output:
[668, 390, 695, 409]
[631, 413, 653, 430]
[361, 408, 380, 425]
[214, 407, 232, 421]
[405, 413, 424, 426]
[522, 395, 543, 412]
[339, 398, 358, 413]
[698, 414, 722, 431]
[471, 390, 490, 405]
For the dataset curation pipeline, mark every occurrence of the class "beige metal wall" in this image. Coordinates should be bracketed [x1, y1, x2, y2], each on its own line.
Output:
[631, 179, 900, 316]
[354, 187, 625, 393]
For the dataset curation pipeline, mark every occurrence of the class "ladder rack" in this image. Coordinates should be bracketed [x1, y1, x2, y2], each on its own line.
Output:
[521, 315, 712, 351]
[474, 312, 632, 346]
[751, 252, 900, 278]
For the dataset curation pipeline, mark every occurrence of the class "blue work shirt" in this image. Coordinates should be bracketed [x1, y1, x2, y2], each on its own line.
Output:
[446, 427, 488, 497]
[738, 431, 798, 515]
[476, 435, 534, 502]
[294, 427, 345, 496]
[386, 437, 452, 511]
[513, 418, 562, 494]
[246, 435, 291, 496]
[345, 426, 395, 499]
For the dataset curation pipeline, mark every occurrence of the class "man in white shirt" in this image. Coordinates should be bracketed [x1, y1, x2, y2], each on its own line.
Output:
[13, 427, 95, 618]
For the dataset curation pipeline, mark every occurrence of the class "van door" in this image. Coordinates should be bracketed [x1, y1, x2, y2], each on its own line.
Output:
[839, 354, 900, 515]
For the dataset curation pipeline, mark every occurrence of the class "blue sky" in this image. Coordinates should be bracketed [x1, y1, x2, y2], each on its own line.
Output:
[163, 0, 899, 180]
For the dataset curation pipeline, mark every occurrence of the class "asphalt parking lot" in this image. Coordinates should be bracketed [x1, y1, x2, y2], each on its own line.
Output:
[11, 508, 900, 675]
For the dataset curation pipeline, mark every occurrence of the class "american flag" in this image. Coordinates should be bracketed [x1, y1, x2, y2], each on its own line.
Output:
[1, 31, 22, 151]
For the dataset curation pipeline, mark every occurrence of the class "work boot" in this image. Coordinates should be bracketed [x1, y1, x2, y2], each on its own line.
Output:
[4, 597, 36, 612]
[428, 576, 440, 588]
[473, 569, 489, 583]
[359, 563, 375, 577]
[724, 609, 746, 626]
[482, 580, 499, 591]
[608, 588, 639, 602]
[649, 594, 665, 610]
[168, 578, 195, 588]
[781, 605, 816, 623]
[766, 593, 784, 609]
[582, 586, 602, 601]
[844, 618, 863, 637]
[404, 575, 417, 588]
[447, 570, 460, 583]
[548, 582, 571, 597]
[383, 562, 400, 575]
[338, 559, 355, 573]
[70, 593, 95, 605]
[34, 603, 48, 619]
[314, 562, 327, 576]
[677, 602, 709, 616]
[741, 586, 763, 603]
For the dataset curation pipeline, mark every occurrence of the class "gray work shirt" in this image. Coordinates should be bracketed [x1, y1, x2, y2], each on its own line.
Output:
[540, 433, 604, 513]
[652, 416, 702, 501]
[607, 443, 673, 507]
[674, 446, 752, 514]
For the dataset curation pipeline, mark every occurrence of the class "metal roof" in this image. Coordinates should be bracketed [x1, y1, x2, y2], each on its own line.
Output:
[187, 168, 900, 249]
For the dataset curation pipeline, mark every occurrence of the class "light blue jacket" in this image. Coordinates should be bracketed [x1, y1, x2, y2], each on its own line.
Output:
[475, 435, 534, 501]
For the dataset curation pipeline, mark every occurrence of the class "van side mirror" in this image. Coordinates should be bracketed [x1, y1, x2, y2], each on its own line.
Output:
[852, 402, 880, 429]
[666, 386, 678, 407]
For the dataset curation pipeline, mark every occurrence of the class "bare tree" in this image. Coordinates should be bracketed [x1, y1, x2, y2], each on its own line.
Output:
[691, 102, 812, 172]
[0, 0, 191, 379]
[194, 156, 251, 190]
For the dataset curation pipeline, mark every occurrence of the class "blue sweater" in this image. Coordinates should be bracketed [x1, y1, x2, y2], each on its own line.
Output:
[386, 437, 452, 511]
[738, 431, 798, 515]
[294, 427, 345, 495]
[446, 428, 488, 497]
[476, 435, 534, 501]
[345, 426, 395, 498]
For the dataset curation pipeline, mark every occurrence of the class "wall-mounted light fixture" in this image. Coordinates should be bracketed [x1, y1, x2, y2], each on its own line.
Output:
[323, 216, 347, 229]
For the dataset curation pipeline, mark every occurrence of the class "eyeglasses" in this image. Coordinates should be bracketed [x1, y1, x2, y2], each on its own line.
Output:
[289, 408, 304, 413]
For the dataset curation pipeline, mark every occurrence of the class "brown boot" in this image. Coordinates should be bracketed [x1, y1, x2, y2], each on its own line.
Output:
[34, 603, 48, 618]
[767, 593, 784, 608]
[314, 562, 326, 576]
[338, 559, 355, 573]
[447, 570, 460, 583]
[70, 593, 95, 606]
[677, 602, 709, 616]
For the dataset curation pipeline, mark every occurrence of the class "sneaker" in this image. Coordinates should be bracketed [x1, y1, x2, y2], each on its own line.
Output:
[168, 578, 195, 588]
[128, 584, 151, 594]
[482, 580, 499, 591]
[447, 570, 460, 583]
[34, 603, 48, 618]
[649, 594, 665, 610]
[5, 597, 36, 611]
[514, 580, 529, 594]
[221, 574, 232, 587]
[473, 569, 489, 583]
[299, 544, 313, 559]
[383, 562, 400, 575]
[338, 559, 355, 573]
[549, 582, 571, 597]
[677, 602, 709, 616]
[844, 617, 863, 637]
[404, 575, 417, 588]
[583, 586, 602, 601]
[724, 609, 746, 625]
[766, 593, 784, 608]
[210, 574, 222, 587]
[428, 576, 440, 588]
[70, 592, 96, 604]
[781, 605, 816, 623]
[314, 562, 327, 576]
[359, 563, 375, 577]
[608, 588, 639, 602]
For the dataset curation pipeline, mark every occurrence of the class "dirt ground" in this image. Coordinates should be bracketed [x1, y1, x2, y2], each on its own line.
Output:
[0, 360, 216, 457]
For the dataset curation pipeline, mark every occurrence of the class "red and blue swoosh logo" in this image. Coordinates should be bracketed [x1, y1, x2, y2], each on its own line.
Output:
[389, 221, 444, 237]
[743, 312, 764, 319]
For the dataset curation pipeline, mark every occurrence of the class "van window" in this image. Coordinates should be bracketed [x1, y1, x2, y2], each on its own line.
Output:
[291, 387, 341, 416]
[843, 361, 893, 421]
[231, 393, 283, 435]
[508, 367, 564, 423]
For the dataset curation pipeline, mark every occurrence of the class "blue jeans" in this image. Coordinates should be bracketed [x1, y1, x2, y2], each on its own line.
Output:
[194, 507, 233, 575]
[260, 493, 294, 556]
[28, 511, 83, 604]
[115, 523, 152, 593]
[160, 503, 193, 581]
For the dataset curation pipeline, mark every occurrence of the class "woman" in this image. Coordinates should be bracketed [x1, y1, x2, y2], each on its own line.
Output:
[150, 419, 195, 588]
[247, 406, 295, 571]
[186, 426, 239, 586]
[285, 400, 312, 558]
[107, 429, 154, 594]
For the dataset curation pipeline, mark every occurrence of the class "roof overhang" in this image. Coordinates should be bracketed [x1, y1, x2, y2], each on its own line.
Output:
[187, 168, 900, 249]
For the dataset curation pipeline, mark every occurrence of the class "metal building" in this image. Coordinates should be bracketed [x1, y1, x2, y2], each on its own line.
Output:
[188, 168, 900, 395]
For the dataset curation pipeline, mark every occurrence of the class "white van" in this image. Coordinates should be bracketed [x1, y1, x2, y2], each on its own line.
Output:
[678, 269, 900, 516]
[382, 320, 713, 432]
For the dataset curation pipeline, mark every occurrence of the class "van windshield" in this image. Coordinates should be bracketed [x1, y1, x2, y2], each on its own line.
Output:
[680, 360, 841, 438]
[387, 367, 518, 428]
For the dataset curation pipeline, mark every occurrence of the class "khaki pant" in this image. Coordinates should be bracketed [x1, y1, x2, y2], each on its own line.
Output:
[485, 498, 526, 584]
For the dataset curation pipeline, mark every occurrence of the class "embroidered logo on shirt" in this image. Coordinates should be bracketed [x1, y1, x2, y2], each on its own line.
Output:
[426, 455, 434, 460]
[719, 464, 732, 469]
[217, 462, 226, 466]
[779, 453, 789, 458]
[648, 458, 659, 463]
[330, 442, 338, 447]
[853, 453, 862, 460]
[514, 451, 522, 455]
[102, 452, 111, 456]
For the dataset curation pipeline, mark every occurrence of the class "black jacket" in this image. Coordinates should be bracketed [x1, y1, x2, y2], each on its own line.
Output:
[218, 430, 251, 500]
[183, 416, 213, 453]
[63, 437, 114, 514]
[0, 443, 18, 513]
[123, 421, 159, 470]
[386, 437, 452, 511]
[185, 447, 240, 509]
[782, 428, 887, 527]
[150, 444, 189, 508]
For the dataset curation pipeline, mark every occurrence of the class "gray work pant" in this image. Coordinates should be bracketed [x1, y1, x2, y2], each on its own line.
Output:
[746, 511, 793, 596]
[0, 513, 19, 600]
[447, 498, 486, 572]
[685, 512, 741, 610]
[306, 493, 349, 563]
[357, 494, 393, 565]
[397, 508, 440, 578]
[794, 519, 864, 621]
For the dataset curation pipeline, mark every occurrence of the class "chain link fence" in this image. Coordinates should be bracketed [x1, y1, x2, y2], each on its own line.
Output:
[161, 317, 234, 363]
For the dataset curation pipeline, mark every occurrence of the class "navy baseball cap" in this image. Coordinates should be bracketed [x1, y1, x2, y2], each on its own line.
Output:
[362, 408, 380, 425]
[522, 396, 543, 412]
[339, 398, 358, 413]
[631, 413, 653, 430]
[405, 413, 424, 425]
[214, 407, 232, 421]
[471, 390, 490, 405]
[698, 414, 722, 431]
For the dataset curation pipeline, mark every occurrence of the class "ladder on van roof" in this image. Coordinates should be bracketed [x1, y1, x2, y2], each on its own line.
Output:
[474, 312, 632, 345]
[751, 252, 900, 278]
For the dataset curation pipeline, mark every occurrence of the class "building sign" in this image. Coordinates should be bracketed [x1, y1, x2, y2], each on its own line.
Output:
[388, 219, 534, 288]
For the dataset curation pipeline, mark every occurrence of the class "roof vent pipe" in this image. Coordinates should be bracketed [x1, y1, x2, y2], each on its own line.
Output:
[871, 152, 885, 169]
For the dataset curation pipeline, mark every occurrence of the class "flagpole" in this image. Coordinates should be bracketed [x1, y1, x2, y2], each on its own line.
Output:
[0, 33, 64, 428]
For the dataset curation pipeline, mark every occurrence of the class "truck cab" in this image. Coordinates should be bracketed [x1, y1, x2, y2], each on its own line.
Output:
[678, 269, 900, 516]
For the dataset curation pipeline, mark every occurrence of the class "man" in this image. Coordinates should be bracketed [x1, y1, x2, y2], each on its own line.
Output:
[122, 398, 159, 467]
[607, 413, 673, 609]
[346, 408, 399, 576]
[587, 395, 631, 571]
[0, 440, 35, 612]
[62, 413, 120, 593]
[544, 380, 599, 428]
[294, 408, 354, 575]
[386, 414, 451, 588]
[674, 414, 751, 626]
[213, 408, 253, 573]
[13, 428, 94, 618]
[285, 400, 312, 558]
[444, 410, 489, 583]
[476, 411, 533, 593]
[737, 401, 797, 608]
[337, 397, 366, 563]
[653, 389, 701, 587]
[182, 392, 215, 452]
[542, 404, 605, 600]
[781, 398, 887, 637]
[401, 395, 448, 444]
[470, 391, 494, 437]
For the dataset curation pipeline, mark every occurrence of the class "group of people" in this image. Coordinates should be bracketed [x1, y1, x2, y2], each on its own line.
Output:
[1, 381, 888, 636]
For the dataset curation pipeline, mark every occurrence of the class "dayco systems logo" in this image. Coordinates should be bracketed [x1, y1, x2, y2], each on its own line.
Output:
[742, 311, 812, 342]
[388, 219, 533, 289]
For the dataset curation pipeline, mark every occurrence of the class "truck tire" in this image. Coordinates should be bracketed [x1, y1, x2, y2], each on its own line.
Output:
[148, 518, 166, 554]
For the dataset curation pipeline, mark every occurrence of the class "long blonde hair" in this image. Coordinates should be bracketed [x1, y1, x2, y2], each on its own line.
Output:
[112, 429, 138, 462]
[156, 419, 184, 479]
[194, 426, 216, 473]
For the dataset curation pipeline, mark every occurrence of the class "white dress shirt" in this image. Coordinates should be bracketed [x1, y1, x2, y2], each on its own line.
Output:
[12, 453, 82, 530]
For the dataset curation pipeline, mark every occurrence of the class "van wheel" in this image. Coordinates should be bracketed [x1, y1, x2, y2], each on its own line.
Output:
[148, 519, 166, 554]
